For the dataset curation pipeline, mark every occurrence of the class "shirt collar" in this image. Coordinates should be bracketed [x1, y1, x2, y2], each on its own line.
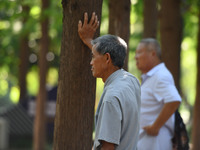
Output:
[104, 69, 122, 87]
[146, 62, 164, 77]
[141, 63, 165, 84]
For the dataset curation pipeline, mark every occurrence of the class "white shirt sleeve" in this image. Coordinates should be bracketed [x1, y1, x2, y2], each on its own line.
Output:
[153, 76, 181, 103]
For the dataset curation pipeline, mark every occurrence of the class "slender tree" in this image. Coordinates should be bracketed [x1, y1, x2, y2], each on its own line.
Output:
[53, 0, 102, 149]
[108, 0, 130, 70]
[160, 0, 183, 91]
[19, 5, 30, 103]
[33, 0, 50, 149]
[143, 0, 158, 38]
[192, 4, 200, 150]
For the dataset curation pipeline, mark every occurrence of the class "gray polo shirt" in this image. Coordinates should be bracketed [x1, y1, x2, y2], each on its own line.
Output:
[93, 69, 141, 150]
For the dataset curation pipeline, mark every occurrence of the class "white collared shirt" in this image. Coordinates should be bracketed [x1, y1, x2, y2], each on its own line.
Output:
[138, 63, 181, 150]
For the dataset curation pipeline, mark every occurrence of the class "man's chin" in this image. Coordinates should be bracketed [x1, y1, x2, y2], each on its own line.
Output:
[92, 73, 100, 78]
[92, 72, 96, 77]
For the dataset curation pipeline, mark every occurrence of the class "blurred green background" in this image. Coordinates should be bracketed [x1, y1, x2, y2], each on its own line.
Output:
[0, 0, 199, 149]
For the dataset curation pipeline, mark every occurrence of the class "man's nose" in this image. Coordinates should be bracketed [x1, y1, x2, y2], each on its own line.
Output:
[90, 59, 93, 65]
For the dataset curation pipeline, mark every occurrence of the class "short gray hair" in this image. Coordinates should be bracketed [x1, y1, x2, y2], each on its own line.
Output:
[140, 38, 162, 59]
[91, 34, 127, 68]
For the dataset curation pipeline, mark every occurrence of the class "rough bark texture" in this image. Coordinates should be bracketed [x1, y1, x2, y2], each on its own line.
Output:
[143, 0, 158, 38]
[160, 0, 182, 91]
[33, 0, 49, 149]
[192, 8, 200, 150]
[108, 0, 130, 71]
[53, 0, 102, 149]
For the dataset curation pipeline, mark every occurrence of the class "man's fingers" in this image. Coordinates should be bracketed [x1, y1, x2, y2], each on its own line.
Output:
[78, 20, 82, 31]
[93, 21, 100, 31]
[92, 15, 98, 27]
[83, 12, 88, 26]
[89, 12, 96, 25]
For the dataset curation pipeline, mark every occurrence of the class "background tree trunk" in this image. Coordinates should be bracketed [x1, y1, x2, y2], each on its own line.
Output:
[53, 0, 102, 149]
[108, 0, 130, 70]
[143, 0, 158, 38]
[33, 0, 49, 149]
[19, 5, 30, 103]
[160, 0, 183, 91]
[192, 6, 200, 150]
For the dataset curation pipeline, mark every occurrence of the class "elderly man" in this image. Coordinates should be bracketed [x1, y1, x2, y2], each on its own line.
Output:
[78, 12, 141, 150]
[135, 38, 181, 150]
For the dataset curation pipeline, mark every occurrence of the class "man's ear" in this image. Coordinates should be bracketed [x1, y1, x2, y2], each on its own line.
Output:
[151, 50, 157, 56]
[104, 53, 111, 63]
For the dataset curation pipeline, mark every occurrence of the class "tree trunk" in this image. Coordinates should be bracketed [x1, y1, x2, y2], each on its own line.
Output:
[192, 7, 200, 150]
[19, 5, 30, 103]
[143, 0, 158, 38]
[160, 0, 182, 91]
[33, 0, 49, 149]
[53, 0, 102, 149]
[108, 0, 130, 70]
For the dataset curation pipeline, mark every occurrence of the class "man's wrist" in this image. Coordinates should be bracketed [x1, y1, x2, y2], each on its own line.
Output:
[152, 122, 162, 131]
[83, 39, 92, 49]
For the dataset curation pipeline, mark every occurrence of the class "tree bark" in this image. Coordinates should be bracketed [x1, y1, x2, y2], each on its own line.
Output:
[53, 0, 102, 149]
[108, 0, 130, 70]
[192, 7, 200, 150]
[160, 0, 182, 91]
[143, 0, 158, 38]
[33, 0, 49, 149]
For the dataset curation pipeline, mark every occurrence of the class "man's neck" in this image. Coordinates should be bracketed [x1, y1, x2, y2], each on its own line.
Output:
[102, 66, 120, 82]
[142, 61, 162, 74]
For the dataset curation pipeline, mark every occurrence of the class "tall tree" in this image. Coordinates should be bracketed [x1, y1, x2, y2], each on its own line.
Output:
[143, 0, 158, 38]
[33, 0, 50, 149]
[160, 0, 183, 91]
[192, 4, 200, 150]
[19, 5, 30, 103]
[108, 0, 130, 70]
[53, 0, 102, 149]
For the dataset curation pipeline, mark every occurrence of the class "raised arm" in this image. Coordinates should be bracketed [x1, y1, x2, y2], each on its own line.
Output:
[78, 12, 99, 50]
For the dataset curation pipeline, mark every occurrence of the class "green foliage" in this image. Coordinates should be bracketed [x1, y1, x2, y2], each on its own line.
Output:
[0, 0, 199, 130]
[180, 0, 199, 107]
[100, 0, 109, 35]
[0, 0, 62, 102]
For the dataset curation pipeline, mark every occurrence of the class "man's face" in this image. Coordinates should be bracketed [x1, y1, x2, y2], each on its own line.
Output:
[90, 46, 107, 78]
[135, 43, 152, 73]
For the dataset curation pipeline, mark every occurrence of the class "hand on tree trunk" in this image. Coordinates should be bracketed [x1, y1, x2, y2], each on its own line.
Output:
[78, 12, 99, 50]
